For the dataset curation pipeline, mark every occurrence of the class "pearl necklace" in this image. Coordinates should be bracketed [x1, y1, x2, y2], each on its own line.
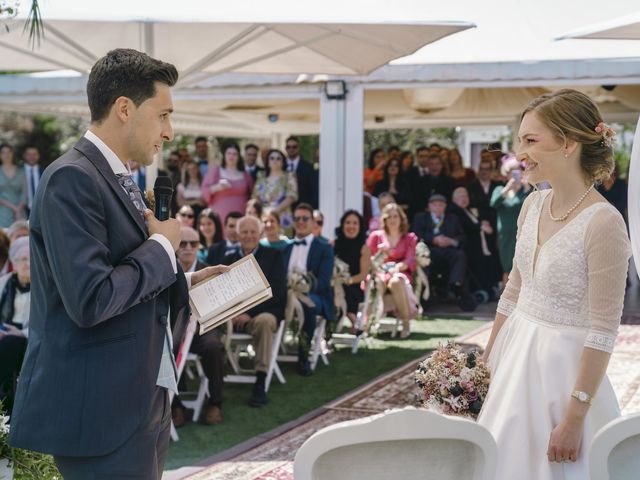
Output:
[548, 184, 595, 222]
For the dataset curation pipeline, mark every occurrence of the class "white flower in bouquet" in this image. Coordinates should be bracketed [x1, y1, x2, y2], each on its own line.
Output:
[0, 414, 9, 436]
[332, 258, 351, 286]
[415, 241, 431, 268]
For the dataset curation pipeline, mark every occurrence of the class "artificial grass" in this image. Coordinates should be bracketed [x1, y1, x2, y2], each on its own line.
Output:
[165, 317, 484, 470]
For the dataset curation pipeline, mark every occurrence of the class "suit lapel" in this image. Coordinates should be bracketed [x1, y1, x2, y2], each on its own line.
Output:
[74, 137, 147, 238]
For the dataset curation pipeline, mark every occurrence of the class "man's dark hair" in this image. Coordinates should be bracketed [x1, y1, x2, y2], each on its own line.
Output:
[87, 48, 179, 124]
[388, 145, 400, 153]
[195, 136, 207, 144]
[225, 211, 243, 225]
[428, 153, 442, 162]
[286, 136, 300, 145]
[245, 143, 259, 152]
[429, 143, 441, 149]
[294, 202, 314, 216]
[416, 145, 429, 155]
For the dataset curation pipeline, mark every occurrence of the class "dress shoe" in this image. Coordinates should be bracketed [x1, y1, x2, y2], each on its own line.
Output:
[201, 405, 222, 425]
[171, 406, 187, 428]
[248, 384, 268, 407]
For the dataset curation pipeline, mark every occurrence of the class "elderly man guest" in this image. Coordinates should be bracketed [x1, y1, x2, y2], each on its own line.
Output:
[283, 203, 334, 376]
[224, 216, 287, 406]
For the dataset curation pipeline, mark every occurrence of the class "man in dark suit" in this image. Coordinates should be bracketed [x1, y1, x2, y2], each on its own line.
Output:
[407, 146, 431, 221]
[206, 211, 242, 265]
[9, 49, 226, 479]
[468, 159, 503, 223]
[244, 143, 264, 183]
[22, 145, 43, 218]
[224, 216, 287, 406]
[283, 203, 333, 376]
[412, 194, 475, 311]
[425, 153, 454, 201]
[286, 136, 319, 209]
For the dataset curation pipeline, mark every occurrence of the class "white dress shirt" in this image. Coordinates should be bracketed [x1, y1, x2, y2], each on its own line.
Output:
[287, 156, 300, 173]
[24, 164, 41, 209]
[288, 233, 315, 274]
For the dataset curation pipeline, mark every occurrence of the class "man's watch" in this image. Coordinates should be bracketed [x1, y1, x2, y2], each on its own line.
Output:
[571, 390, 593, 405]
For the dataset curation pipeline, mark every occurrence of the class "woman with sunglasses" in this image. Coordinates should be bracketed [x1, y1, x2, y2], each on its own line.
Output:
[252, 148, 298, 236]
[176, 205, 195, 228]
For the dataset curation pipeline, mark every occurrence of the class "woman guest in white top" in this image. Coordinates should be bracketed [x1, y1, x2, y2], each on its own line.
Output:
[478, 89, 630, 480]
[176, 160, 206, 218]
[0, 236, 31, 412]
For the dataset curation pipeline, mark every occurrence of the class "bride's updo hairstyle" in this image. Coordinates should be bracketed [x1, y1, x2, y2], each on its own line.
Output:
[521, 89, 614, 184]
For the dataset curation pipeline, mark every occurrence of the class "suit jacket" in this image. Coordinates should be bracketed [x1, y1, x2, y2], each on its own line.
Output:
[292, 158, 319, 209]
[283, 237, 334, 321]
[9, 137, 189, 457]
[223, 245, 287, 321]
[412, 211, 466, 249]
[246, 165, 265, 184]
[468, 179, 502, 220]
[206, 241, 236, 266]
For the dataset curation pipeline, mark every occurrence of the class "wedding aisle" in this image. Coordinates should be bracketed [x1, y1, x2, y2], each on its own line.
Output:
[165, 323, 640, 480]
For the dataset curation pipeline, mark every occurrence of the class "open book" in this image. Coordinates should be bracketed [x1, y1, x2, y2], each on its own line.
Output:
[189, 254, 272, 334]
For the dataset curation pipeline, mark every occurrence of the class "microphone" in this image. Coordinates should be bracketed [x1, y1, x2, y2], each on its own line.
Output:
[153, 176, 173, 221]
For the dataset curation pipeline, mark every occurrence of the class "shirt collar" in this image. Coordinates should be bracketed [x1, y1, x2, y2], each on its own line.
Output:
[84, 130, 130, 176]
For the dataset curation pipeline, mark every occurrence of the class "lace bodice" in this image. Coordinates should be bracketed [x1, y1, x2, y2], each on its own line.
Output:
[497, 190, 631, 353]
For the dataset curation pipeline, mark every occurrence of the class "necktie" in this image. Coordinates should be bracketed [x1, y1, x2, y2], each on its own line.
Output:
[293, 239, 307, 246]
[116, 173, 146, 216]
[29, 168, 37, 205]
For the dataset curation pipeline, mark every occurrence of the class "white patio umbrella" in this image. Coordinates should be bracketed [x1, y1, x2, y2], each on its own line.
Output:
[0, 18, 474, 84]
[556, 11, 640, 40]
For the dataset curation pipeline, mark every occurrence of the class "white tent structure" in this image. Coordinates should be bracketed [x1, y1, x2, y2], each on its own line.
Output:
[557, 11, 640, 40]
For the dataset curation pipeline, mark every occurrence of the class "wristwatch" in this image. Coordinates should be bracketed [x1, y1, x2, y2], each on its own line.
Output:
[571, 390, 593, 405]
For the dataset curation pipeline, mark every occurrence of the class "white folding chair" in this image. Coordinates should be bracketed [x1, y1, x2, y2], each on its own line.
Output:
[589, 413, 640, 480]
[278, 315, 329, 371]
[294, 407, 497, 480]
[223, 319, 286, 391]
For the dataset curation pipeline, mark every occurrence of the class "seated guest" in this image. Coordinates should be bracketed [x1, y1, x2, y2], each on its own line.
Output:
[0, 237, 30, 413]
[0, 230, 9, 276]
[176, 205, 195, 228]
[468, 158, 503, 223]
[407, 146, 431, 221]
[313, 209, 330, 243]
[196, 208, 223, 264]
[260, 209, 290, 250]
[412, 194, 475, 310]
[283, 203, 334, 376]
[172, 227, 225, 427]
[372, 158, 410, 211]
[448, 148, 476, 188]
[367, 204, 418, 338]
[450, 187, 501, 299]
[223, 216, 287, 406]
[6, 219, 29, 243]
[368, 192, 395, 233]
[245, 198, 263, 218]
[334, 210, 371, 332]
[400, 150, 414, 174]
[206, 211, 242, 265]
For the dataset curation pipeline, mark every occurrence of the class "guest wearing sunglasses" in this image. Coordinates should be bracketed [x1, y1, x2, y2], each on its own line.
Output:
[252, 148, 298, 236]
[312, 209, 329, 244]
[285, 137, 318, 209]
[172, 226, 225, 427]
[283, 204, 334, 376]
[176, 205, 195, 228]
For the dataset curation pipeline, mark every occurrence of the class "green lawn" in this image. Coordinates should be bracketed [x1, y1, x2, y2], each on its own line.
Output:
[165, 317, 484, 470]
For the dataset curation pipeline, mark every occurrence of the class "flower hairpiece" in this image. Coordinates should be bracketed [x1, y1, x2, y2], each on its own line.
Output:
[595, 122, 616, 148]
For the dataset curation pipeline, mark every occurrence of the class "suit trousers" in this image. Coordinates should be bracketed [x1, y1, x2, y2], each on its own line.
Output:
[429, 247, 467, 287]
[189, 329, 225, 406]
[54, 387, 170, 480]
[241, 313, 278, 373]
[299, 303, 320, 358]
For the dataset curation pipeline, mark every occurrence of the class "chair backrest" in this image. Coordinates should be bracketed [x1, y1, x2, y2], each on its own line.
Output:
[589, 413, 640, 480]
[293, 407, 496, 480]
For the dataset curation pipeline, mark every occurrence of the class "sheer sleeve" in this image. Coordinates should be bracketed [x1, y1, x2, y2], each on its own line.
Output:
[583, 206, 631, 353]
[496, 191, 538, 317]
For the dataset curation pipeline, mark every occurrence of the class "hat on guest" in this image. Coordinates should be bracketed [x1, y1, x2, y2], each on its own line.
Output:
[428, 194, 447, 204]
[9, 236, 29, 264]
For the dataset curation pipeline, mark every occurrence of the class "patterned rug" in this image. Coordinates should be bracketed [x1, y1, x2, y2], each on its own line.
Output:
[176, 324, 640, 480]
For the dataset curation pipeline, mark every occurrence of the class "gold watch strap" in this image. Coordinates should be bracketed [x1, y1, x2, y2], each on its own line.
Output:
[571, 390, 593, 405]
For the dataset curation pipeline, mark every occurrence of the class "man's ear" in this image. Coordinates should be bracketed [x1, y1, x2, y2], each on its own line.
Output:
[113, 96, 134, 123]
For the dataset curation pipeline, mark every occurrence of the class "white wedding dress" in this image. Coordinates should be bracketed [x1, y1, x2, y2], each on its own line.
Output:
[478, 189, 631, 480]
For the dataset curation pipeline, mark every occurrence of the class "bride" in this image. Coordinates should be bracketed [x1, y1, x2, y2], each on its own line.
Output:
[478, 89, 631, 479]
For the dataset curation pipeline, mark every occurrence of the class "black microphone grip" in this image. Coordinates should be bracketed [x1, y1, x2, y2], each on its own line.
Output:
[153, 176, 174, 221]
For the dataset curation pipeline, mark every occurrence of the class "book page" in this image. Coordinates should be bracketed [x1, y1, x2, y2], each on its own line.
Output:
[189, 255, 269, 321]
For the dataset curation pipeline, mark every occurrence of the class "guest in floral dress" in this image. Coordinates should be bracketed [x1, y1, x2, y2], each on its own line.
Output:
[366, 203, 418, 338]
[252, 148, 298, 234]
[202, 142, 253, 223]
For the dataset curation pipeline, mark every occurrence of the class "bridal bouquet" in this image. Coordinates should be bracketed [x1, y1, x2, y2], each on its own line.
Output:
[414, 342, 490, 419]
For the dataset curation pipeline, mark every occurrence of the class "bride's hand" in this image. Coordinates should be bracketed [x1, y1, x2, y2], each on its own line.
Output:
[547, 417, 584, 463]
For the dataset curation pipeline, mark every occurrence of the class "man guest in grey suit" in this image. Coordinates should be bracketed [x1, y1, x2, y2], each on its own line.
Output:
[8, 48, 227, 479]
